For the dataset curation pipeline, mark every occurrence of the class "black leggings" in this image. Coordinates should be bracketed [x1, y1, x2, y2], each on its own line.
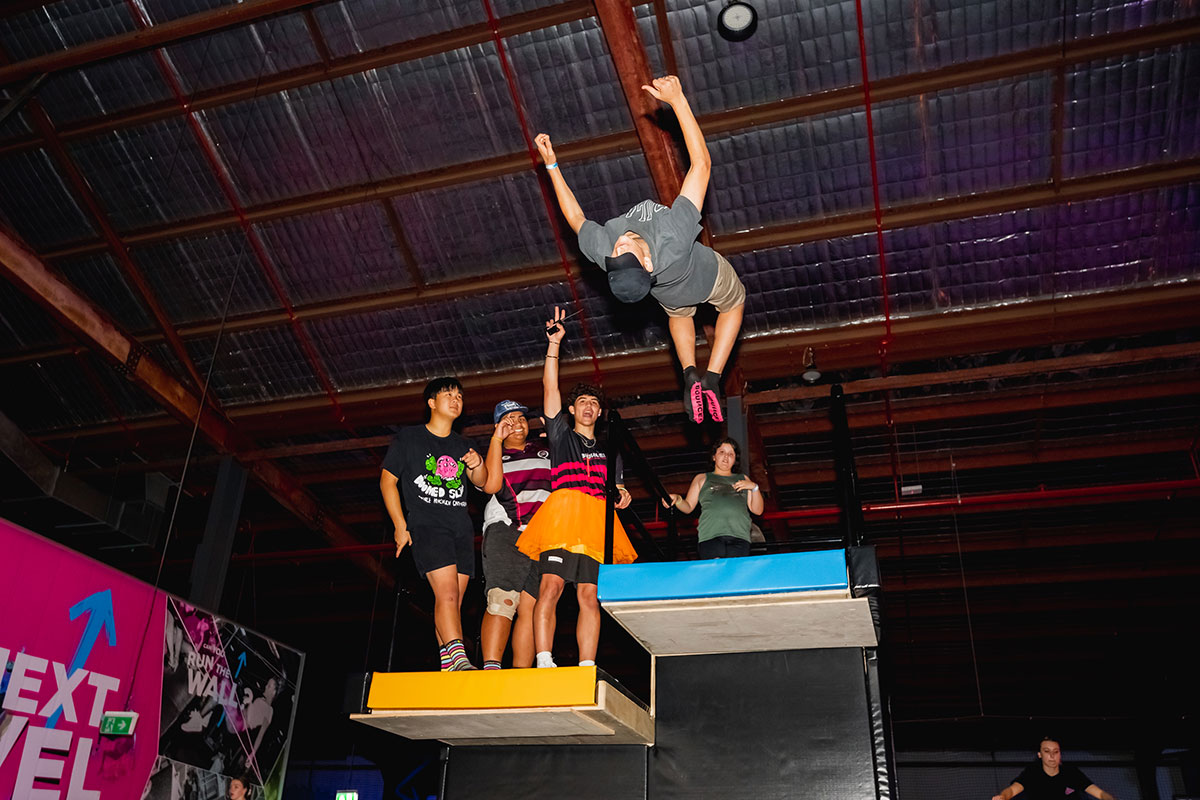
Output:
[698, 535, 751, 559]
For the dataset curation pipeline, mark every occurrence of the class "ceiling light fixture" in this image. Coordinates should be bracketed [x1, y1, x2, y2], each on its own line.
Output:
[801, 347, 821, 384]
[717, 1, 758, 42]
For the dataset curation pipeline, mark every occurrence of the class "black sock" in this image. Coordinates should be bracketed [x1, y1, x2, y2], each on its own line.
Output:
[683, 365, 701, 385]
[702, 370, 722, 391]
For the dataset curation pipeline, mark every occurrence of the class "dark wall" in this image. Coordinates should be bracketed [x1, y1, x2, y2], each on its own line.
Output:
[445, 745, 647, 799]
[650, 648, 876, 800]
[445, 648, 879, 800]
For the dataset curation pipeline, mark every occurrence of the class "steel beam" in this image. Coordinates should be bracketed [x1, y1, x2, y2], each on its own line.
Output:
[0, 1, 597, 153]
[120, 0, 349, 428]
[594, 0, 685, 202]
[24, 157, 1200, 358]
[28, 283, 1200, 446]
[761, 376, 1200, 437]
[18, 91, 210, 394]
[0, 227, 390, 584]
[0, 0, 326, 85]
[771, 433, 1197, 486]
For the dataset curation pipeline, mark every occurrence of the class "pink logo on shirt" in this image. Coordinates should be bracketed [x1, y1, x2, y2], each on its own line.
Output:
[435, 455, 459, 480]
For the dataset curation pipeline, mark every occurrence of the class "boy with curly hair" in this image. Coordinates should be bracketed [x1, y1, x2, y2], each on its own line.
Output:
[517, 308, 636, 669]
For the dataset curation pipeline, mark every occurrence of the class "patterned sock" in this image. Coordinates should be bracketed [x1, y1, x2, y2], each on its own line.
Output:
[444, 639, 476, 671]
[483, 660, 502, 670]
[536, 651, 557, 668]
[578, 660, 595, 667]
[701, 370, 722, 392]
[438, 644, 452, 671]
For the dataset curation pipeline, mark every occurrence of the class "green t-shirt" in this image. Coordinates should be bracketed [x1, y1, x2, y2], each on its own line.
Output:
[696, 472, 752, 543]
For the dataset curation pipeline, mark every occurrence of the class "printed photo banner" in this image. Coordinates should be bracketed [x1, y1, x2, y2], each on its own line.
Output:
[0, 517, 303, 800]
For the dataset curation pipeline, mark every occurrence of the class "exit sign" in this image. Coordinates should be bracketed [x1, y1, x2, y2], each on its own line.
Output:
[335, 793, 358, 800]
[99, 711, 139, 736]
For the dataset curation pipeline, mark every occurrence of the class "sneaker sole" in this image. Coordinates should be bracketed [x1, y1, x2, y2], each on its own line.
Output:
[688, 382, 704, 423]
[702, 388, 724, 422]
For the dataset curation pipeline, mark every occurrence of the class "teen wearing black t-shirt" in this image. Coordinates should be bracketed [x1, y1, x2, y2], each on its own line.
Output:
[991, 737, 1116, 799]
[380, 377, 487, 671]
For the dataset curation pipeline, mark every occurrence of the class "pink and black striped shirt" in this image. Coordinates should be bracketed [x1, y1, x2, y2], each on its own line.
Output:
[544, 411, 622, 499]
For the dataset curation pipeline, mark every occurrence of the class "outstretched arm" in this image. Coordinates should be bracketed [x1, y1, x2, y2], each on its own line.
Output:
[1084, 785, 1115, 800]
[992, 782, 1024, 800]
[543, 306, 566, 419]
[644, 76, 711, 211]
[535, 134, 587, 233]
[665, 473, 706, 514]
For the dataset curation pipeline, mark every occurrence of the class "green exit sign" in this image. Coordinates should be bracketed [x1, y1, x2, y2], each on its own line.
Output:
[99, 711, 139, 736]
[335, 793, 358, 800]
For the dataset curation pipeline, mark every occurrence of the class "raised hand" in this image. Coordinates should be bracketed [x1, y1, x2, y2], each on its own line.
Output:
[642, 75, 684, 106]
[534, 133, 557, 165]
[493, 416, 514, 442]
[545, 305, 567, 345]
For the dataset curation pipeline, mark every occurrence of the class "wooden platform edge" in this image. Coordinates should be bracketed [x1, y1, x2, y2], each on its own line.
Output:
[349, 680, 655, 746]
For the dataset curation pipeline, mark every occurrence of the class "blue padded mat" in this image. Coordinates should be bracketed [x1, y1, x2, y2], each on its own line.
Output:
[598, 550, 848, 603]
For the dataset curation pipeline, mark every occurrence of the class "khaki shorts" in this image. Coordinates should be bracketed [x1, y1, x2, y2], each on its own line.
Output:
[661, 253, 746, 318]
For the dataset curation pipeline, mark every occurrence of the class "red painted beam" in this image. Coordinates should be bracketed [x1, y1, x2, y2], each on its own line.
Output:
[120, 0, 350, 429]
[0, 227, 390, 585]
[593, 0, 685, 202]
[15, 85, 210, 396]
[0, 0, 320, 85]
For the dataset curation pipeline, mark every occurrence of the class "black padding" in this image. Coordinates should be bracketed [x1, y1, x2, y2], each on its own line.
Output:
[849, 545, 881, 597]
[649, 649, 876, 800]
[444, 745, 647, 799]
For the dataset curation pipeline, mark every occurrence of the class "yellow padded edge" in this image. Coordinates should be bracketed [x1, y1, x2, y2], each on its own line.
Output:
[367, 666, 598, 710]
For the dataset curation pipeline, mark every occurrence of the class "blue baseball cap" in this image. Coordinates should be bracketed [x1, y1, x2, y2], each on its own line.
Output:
[493, 400, 529, 424]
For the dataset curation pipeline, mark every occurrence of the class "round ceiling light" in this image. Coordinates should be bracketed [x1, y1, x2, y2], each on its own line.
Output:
[718, 1, 758, 42]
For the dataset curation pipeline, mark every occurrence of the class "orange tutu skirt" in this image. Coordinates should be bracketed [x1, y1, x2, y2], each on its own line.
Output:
[516, 489, 637, 565]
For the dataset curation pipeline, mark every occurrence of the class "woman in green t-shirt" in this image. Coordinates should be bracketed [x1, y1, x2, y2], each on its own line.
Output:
[665, 438, 764, 558]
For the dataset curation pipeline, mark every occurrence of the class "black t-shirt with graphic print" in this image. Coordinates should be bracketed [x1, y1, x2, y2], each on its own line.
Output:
[382, 425, 476, 537]
[1011, 763, 1094, 798]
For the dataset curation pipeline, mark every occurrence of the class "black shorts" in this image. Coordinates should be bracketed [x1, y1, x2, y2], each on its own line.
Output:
[411, 526, 476, 578]
[698, 535, 751, 560]
[539, 548, 600, 585]
[483, 521, 539, 599]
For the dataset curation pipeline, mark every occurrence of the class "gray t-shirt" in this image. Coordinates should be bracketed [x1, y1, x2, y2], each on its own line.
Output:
[577, 196, 719, 308]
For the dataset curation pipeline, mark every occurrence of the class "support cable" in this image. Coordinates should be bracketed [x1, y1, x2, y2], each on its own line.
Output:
[949, 456, 986, 718]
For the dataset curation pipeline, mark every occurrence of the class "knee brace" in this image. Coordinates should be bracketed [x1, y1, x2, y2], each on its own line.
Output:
[486, 588, 520, 620]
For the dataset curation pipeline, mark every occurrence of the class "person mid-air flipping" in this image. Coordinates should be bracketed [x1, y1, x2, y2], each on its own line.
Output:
[535, 75, 746, 423]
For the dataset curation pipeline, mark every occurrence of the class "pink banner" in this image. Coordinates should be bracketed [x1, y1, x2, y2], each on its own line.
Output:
[1, 517, 164, 799]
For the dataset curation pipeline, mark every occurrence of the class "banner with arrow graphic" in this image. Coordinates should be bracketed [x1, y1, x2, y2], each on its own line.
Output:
[1, 516, 303, 800]
[0, 516, 164, 799]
